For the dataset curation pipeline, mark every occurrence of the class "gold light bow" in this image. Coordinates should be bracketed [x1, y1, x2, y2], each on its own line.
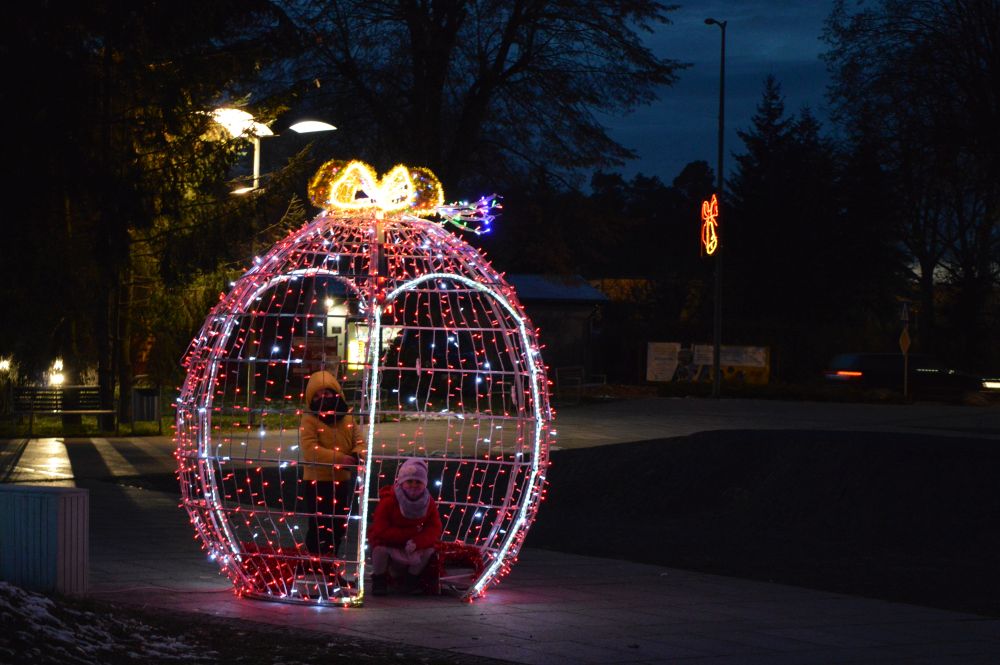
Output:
[308, 159, 444, 215]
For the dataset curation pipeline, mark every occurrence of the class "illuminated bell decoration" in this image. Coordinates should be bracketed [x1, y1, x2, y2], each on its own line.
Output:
[177, 160, 551, 605]
[701, 193, 719, 256]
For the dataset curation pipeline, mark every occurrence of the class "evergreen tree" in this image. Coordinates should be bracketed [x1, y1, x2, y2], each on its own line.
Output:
[0, 2, 302, 416]
[727, 76, 901, 379]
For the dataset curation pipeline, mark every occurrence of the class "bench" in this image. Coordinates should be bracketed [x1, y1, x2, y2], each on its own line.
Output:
[12, 385, 117, 435]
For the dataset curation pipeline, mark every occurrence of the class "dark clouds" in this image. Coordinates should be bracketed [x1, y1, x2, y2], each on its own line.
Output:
[605, 1, 833, 182]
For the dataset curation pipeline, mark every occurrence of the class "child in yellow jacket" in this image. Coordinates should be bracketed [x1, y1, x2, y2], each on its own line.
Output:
[300, 370, 364, 556]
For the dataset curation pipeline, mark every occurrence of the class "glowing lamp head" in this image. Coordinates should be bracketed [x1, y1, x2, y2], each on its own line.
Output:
[289, 120, 337, 134]
[212, 108, 273, 138]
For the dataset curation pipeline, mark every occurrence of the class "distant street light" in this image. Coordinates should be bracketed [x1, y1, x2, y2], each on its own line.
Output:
[705, 17, 727, 399]
[212, 108, 336, 193]
[49, 358, 65, 387]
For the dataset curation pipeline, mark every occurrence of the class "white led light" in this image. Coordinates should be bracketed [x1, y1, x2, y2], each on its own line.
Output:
[179, 203, 550, 605]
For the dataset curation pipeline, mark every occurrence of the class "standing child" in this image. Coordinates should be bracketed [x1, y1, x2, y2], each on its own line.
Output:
[368, 458, 442, 595]
[301, 370, 364, 557]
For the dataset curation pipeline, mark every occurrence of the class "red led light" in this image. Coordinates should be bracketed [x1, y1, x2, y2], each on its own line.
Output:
[176, 162, 551, 605]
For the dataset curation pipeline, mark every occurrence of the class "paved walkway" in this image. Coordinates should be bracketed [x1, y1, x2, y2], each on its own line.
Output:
[5, 397, 1000, 663]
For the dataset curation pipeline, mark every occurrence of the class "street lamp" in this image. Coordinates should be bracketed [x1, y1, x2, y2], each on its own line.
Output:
[212, 108, 273, 192]
[49, 358, 66, 387]
[288, 120, 337, 134]
[705, 17, 726, 398]
[212, 109, 337, 194]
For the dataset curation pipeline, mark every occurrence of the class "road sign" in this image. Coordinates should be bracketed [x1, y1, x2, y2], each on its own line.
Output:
[899, 326, 911, 354]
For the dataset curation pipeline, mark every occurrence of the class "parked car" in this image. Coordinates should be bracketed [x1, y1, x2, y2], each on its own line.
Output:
[823, 352, 999, 401]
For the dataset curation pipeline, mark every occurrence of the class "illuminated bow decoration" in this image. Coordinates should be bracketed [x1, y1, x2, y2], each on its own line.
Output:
[308, 159, 498, 234]
[308, 160, 443, 214]
[700, 193, 719, 256]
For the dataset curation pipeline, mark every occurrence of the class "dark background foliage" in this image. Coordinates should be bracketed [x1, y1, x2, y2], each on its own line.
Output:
[1, 0, 998, 410]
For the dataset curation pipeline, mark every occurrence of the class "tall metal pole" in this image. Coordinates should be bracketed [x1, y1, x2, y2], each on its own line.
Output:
[706, 18, 726, 398]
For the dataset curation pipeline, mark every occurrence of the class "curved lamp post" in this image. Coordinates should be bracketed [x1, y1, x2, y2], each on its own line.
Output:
[212, 108, 336, 193]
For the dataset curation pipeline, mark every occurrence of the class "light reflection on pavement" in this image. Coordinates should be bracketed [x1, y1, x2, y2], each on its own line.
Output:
[2, 397, 999, 486]
[2, 437, 178, 485]
[5, 438, 75, 484]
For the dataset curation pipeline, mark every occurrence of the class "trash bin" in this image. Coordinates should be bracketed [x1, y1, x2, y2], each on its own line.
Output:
[0, 485, 89, 595]
[61, 385, 82, 426]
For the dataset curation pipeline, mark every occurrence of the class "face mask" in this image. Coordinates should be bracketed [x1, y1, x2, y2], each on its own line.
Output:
[310, 391, 344, 422]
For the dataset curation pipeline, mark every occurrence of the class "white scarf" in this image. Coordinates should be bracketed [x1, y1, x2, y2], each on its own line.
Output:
[394, 485, 430, 520]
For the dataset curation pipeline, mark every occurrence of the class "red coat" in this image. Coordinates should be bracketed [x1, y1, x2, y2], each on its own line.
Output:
[368, 485, 442, 550]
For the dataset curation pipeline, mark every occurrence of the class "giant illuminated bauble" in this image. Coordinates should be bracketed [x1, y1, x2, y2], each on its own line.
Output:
[176, 162, 552, 605]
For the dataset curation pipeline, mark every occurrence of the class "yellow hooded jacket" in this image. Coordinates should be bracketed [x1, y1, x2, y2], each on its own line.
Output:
[300, 370, 364, 482]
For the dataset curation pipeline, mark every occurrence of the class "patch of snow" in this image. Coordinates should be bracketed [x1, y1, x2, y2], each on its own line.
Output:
[0, 581, 215, 663]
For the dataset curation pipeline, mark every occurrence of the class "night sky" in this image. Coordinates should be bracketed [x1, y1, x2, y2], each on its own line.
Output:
[606, 0, 833, 183]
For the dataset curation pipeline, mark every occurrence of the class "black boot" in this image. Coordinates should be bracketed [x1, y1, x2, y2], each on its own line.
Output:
[403, 572, 424, 595]
[371, 574, 388, 596]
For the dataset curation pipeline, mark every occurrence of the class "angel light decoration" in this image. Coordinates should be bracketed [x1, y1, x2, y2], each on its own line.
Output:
[176, 160, 552, 605]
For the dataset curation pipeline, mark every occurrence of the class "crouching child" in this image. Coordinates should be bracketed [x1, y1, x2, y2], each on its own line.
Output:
[368, 458, 442, 595]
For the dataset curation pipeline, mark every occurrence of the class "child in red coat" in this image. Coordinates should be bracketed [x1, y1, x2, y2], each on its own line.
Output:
[368, 458, 442, 595]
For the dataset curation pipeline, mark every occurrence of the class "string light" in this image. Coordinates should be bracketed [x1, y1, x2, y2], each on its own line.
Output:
[307, 159, 498, 235]
[701, 193, 720, 256]
[177, 159, 553, 605]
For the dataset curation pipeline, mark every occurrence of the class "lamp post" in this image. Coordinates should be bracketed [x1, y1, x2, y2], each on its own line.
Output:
[212, 109, 336, 193]
[705, 17, 726, 398]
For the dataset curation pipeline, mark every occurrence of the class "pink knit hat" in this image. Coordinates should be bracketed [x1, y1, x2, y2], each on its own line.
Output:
[396, 458, 428, 486]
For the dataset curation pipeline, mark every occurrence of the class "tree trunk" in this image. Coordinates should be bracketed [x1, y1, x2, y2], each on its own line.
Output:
[116, 268, 133, 427]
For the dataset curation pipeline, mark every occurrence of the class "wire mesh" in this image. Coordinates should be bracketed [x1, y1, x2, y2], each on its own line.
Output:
[176, 213, 552, 604]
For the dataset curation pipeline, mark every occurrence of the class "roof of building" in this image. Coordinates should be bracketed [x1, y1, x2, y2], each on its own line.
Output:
[505, 274, 608, 303]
